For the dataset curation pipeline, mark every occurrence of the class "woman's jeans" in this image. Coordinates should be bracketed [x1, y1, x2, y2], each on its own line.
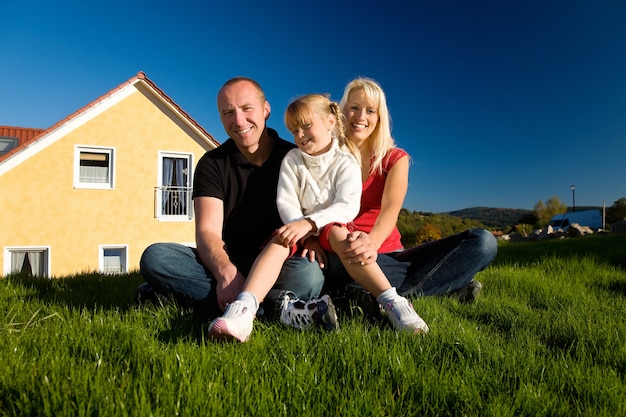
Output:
[139, 228, 497, 318]
[323, 228, 498, 298]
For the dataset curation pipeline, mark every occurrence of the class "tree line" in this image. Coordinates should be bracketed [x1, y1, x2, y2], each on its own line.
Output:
[398, 197, 626, 247]
[397, 209, 486, 248]
[517, 196, 626, 233]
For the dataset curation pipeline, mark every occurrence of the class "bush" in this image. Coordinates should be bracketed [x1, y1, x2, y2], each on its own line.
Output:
[415, 223, 442, 244]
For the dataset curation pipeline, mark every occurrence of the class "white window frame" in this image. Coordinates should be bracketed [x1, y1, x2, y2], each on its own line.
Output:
[74, 145, 116, 189]
[156, 151, 193, 222]
[4, 246, 51, 278]
[99, 245, 128, 275]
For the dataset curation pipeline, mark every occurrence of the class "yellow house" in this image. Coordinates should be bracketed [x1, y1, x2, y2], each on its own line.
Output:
[0, 72, 219, 277]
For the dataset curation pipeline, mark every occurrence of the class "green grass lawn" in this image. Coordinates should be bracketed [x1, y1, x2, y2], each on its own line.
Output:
[1, 234, 625, 416]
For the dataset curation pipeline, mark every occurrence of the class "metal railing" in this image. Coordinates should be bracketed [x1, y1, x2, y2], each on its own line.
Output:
[155, 186, 193, 219]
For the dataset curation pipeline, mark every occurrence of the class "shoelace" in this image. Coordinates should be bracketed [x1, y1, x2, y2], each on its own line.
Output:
[223, 300, 248, 318]
[284, 299, 322, 328]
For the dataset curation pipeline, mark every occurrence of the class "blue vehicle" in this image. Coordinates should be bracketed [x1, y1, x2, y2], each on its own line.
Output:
[548, 209, 602, 231]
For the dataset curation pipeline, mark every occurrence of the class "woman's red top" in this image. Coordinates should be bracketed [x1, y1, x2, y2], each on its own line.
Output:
[352, 148, 408, 253]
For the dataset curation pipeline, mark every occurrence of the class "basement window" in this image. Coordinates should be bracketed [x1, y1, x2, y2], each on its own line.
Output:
[99, 245, 128, 275]
[5, 247, 50, 278]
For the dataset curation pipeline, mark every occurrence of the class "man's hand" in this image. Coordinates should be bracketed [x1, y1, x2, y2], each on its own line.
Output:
[216, 270, 246, 311]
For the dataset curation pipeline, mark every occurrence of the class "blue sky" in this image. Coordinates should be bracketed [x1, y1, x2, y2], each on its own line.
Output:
[2, 0, 625, 213]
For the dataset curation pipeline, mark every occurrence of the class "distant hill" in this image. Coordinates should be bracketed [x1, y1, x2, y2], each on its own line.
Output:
[444, 207, 532, 229]
[442, 206, 605, 229]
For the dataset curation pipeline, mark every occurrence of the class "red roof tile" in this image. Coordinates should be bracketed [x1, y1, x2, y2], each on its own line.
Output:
[0, 126, 45, 161]
[0, 126, 45, 142]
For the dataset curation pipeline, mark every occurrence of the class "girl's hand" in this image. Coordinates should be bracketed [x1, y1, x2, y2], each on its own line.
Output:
[277, 219, 314, 247]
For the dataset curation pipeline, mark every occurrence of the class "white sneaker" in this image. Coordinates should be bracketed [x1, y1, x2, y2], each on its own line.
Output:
[207, 300, 254, 342]
[382, 297, 429, 334]
[279, 294, 339, 331]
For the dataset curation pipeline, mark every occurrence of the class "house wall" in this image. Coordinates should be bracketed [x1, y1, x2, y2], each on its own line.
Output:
[0, 87, 216, 277]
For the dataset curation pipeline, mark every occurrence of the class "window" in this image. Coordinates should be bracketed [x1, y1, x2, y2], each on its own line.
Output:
[5, 247, 50, 278]
[156, 152, 193, 221]
[74, 146, 115, 189]
[99, 245, 128, 275]
[0, 137, 18, 156]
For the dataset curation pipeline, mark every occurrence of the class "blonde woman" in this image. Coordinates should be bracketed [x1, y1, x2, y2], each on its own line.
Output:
[321, 77, 498, 317]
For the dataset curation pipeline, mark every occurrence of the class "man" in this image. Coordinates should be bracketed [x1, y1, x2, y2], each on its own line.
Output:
[139, 77, 336, 330]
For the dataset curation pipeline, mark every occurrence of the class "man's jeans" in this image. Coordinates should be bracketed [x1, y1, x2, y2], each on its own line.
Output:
[139, 243, 325, 317]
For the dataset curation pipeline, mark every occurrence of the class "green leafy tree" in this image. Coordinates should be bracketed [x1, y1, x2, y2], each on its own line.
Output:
[534, 196, 567, 227]
[513, 223, 534, 237]
[398, 210, 423, 248]
[607, 198, 626, 224]
[517, 212, 539, 229]
[398, 210, 487, 248]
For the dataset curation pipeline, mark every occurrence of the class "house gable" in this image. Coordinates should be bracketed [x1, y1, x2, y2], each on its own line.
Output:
[0, 72, 218, 176]
[1, 72, 220, 277]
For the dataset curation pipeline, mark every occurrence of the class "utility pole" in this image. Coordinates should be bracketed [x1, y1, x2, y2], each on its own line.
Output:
[571, 185, 576, 212]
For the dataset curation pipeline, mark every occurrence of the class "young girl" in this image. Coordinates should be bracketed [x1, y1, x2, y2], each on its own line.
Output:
[208, 94, 427, 342]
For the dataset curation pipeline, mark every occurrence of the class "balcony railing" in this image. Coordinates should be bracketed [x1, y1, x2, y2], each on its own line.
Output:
[154, 186, 193, 220]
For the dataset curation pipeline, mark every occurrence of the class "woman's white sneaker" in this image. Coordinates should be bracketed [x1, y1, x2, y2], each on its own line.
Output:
[382, 297, 429, 334]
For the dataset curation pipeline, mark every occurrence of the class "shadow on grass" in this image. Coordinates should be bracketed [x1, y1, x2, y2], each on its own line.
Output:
[597, 279, 626, 298]
[5, 271, 145, 311]
[4, 271, 224, 344]
[156, 310, 209, 344]
[148, 299, 224, 345]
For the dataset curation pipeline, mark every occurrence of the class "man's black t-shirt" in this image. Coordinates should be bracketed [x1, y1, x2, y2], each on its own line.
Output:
[193, 128, 295, 275]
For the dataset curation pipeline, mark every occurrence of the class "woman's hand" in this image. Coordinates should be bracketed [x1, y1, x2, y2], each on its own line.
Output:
[341, 231, 378, 265]
[301, 236, 327, 269]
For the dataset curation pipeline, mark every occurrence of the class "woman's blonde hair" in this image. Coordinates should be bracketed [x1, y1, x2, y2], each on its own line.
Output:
[339, 77, 396, 174]
[284, 94, 360, 161]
